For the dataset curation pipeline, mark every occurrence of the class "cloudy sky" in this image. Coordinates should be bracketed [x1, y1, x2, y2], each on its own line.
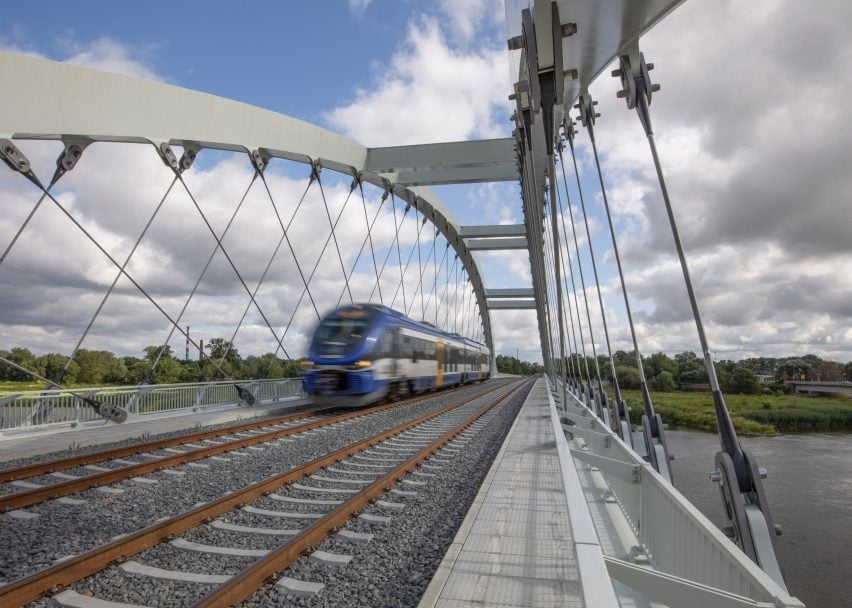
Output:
[0, 0, 850, 367]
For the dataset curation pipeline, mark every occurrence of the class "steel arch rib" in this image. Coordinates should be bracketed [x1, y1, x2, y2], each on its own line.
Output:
[0, 50, 494, 357]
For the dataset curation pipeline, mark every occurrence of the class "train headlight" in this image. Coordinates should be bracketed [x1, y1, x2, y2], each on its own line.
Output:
[300, 360, 314, 369]
[349, 360, 372, 369]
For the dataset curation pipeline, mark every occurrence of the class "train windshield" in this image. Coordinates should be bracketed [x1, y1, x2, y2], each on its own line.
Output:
[311, 308, 375, 358]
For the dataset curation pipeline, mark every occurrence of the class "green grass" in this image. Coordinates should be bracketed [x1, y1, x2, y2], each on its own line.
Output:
[613, 389, 852, 435]
[0, 380, 49, 392]
[0, 380, 136, 392]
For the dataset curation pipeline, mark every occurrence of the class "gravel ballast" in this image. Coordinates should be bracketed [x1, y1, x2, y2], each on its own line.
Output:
[8, 379, 530, 607]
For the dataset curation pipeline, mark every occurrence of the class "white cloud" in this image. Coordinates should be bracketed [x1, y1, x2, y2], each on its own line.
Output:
[62, 38, 165, 81]
[3, 2, 852, 370]
[555, 0, 852, 363]
[437, 0, 504, 43]
[323, 18, 512, 146]
[347, 0, 372, 14]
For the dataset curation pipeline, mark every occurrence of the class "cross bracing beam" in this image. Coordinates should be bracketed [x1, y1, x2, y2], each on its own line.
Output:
[0, 50, 495, 359]
[391, 164, 517, 186]
[459, 224, 526, 238]
[487, 299, 536, 310]
[485, 288, 534, 298]
[465, 237, 528, 251]
[365, 138, 516, 173]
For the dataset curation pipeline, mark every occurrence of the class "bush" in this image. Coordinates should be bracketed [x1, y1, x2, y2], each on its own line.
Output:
[651, 371, 675, 392]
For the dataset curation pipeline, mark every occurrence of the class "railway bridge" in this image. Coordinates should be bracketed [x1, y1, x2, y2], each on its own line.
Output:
[0, 2, 810, 607]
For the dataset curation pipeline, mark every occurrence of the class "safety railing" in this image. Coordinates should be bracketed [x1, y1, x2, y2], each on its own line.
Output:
[0, 378, 304, 434]
[546, 374, 804, 608]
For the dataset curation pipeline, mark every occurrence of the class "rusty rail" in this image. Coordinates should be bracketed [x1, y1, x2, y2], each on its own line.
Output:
[0, 405, 332, 483]
[0, 380, 517, 606]
[0, 383, 504, 511]
[194, 378, 531, 607]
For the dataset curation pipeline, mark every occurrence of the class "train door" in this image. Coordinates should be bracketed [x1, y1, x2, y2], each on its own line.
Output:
[436, 340, 444, 386]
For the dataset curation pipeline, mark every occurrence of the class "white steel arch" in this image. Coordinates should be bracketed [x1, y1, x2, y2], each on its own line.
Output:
[0, 50, 494, 359]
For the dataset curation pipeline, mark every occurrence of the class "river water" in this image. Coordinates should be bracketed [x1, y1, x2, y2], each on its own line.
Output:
[662, 430, 851, 608]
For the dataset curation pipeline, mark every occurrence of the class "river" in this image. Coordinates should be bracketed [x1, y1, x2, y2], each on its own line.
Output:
[662, 430, 851, 608]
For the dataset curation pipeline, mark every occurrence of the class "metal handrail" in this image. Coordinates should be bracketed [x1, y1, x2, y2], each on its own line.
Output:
[546, 374, 804, 607]
[0, 378, 304, 433]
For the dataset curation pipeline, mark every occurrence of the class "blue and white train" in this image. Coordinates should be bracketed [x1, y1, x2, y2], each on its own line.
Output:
[302, 303, 491, 406]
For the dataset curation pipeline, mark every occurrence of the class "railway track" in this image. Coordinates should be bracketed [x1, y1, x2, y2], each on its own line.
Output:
[0, 379, 528, 606]
[0, 382, 505, 512]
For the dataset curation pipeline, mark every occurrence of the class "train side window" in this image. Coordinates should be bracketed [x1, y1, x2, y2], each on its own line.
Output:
[404, 335, 415, 362]
[376, 331, 392, 359]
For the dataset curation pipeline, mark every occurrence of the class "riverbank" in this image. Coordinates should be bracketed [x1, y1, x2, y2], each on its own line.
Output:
[613, 388, 852, 435]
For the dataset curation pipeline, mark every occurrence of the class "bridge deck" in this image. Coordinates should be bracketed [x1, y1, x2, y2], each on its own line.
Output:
[419, 378, 599, 607]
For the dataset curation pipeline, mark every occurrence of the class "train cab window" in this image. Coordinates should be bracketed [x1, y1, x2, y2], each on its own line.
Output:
[311, 308, 375, 358]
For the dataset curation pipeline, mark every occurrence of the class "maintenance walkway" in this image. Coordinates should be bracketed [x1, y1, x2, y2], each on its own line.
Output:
[419, 377, 611, 607]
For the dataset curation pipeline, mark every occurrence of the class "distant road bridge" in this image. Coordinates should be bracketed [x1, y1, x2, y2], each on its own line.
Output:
[0, 1, 806, 607]
[788, 381, 852, 398]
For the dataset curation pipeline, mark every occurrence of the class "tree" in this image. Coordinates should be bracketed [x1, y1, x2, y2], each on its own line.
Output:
[651, 370, 675, 392]
[674, 351, 707, 387]
[205, 338, 240, 364]
[612, 350, 637, 369]
[644, 352, 677, 379]
[180, 362, 203, 383]
[597, 355, 613, 381]
[240, 353, 296, 379]
[615, 366, 641, 390]
[152, 357, 183, 384]
[0, 347, 38, 381]
[143, 345, 174, 362]
[36, 353, 79, 385]
[723, 366, 760, 394]
[125, 358, 151, 384]
[496, 355, 542, 376]
[776, 359, 811, 382]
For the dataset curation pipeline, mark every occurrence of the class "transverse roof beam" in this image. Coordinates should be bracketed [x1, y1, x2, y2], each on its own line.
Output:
[485, 288, 534, 298]
[460, 224, 526, 238]
[392, 164, 517, 186]
[487, 299, 537, 310]
[465, 237, 528, 251]
[365, 138, 515, 172]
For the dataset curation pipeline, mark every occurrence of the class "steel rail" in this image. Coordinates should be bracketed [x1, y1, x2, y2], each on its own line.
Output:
[0, 405, 333, 484]
[193, 377, 531, 607]
[0, 383, 501, 511]
[0, 379, 517, 606]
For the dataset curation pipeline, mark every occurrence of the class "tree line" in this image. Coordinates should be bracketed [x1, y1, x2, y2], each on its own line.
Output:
[2, 342, 850, 393]
[495, 355, 544, 376]
[0, 338, 304, 386]
[501, 350, 852, 395]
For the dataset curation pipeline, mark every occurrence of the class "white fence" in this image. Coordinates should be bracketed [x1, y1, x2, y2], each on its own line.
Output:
[0, 378, 304, 433]
[547, 375, 804, 608]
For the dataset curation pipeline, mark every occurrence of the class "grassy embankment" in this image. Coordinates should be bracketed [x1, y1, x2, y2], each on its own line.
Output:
[0, 380, 50, 391]
[613, 388, 852, 435]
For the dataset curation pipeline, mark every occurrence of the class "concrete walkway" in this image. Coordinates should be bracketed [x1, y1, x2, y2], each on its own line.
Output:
[419, 378, 587, 608]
